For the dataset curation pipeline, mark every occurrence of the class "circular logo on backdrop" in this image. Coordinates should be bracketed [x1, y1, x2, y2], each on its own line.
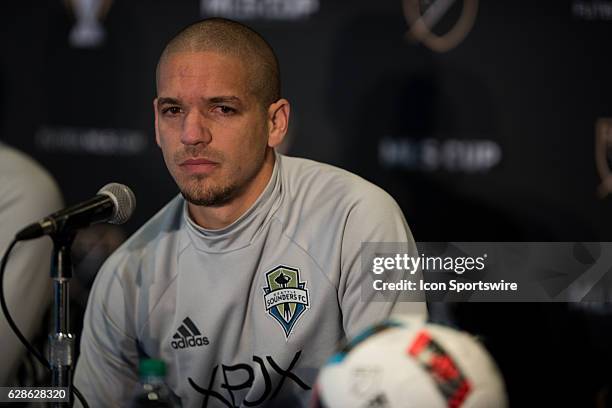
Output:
[402, 0, 479, 52]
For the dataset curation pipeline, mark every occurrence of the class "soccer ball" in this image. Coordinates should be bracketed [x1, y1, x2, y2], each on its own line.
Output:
[313, 318, 508, 408]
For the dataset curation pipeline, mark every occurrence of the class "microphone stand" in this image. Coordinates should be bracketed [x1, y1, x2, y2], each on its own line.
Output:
[49, 231, 77, 408]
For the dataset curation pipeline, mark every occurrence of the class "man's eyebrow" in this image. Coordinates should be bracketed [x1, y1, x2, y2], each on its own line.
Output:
[208, 96, 242, 104]
[157, 96, 244, 107]
[157, 97, 181, 106]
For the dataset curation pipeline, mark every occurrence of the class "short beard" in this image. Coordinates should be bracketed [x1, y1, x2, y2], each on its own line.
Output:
[175, 146, 268, 208]
[179, 176, 238, 207]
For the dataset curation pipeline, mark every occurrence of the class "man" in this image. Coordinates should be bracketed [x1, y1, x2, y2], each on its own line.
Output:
[74, 17, 424, 407]
[0, 142, 63, 385]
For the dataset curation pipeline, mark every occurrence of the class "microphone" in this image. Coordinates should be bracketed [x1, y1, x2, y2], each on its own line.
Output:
[15, 183, 136, 241]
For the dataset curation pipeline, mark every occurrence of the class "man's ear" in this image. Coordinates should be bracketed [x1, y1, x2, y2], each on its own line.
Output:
[267, 99, 290, 148]
[153, 98, 161, 147]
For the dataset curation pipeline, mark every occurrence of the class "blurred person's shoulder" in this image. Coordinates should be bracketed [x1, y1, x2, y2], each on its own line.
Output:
[0, 143, 63, 211]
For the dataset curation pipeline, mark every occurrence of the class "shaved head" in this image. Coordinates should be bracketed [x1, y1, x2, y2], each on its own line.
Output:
[156, 18, 281, 108]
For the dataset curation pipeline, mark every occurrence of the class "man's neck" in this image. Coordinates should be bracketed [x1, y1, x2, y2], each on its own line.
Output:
[187, 149, 276, 230]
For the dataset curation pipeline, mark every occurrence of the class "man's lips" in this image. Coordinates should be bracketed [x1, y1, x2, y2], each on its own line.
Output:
[179, 158, 219, 173]
[180, 158, 217, 166]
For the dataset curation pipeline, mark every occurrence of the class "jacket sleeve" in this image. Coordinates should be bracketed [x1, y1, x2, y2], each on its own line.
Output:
[73, 253, 140, 407]
[338, 185, 427, 339]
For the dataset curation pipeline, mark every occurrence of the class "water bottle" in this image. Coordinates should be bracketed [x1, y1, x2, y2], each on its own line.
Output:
[129, 359, 180, 407]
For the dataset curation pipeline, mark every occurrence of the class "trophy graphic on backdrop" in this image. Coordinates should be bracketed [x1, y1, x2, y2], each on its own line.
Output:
[596, 118, 612, 198]
[66, 0, 113, 48]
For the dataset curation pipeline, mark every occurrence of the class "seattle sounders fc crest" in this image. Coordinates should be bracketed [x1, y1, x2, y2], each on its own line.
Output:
[263, 265, 310, 338]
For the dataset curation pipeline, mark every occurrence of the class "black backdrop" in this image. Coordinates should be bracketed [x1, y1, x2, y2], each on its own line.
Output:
[2, 0, 612, 405]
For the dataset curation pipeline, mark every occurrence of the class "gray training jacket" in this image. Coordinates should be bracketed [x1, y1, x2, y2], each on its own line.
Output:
[74, 153, 424, 407]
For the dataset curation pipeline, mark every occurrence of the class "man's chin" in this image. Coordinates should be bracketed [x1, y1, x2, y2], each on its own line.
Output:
[179, 185, 236, 207]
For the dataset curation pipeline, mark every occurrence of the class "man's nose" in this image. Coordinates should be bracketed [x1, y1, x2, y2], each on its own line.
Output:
[181, 110, 212, 145]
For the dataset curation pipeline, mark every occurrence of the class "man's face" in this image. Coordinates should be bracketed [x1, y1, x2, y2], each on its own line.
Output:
[155, 51, 271, 207]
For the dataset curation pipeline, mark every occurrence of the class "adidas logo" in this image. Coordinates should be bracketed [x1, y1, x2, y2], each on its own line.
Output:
[171, 317, 209, 349]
